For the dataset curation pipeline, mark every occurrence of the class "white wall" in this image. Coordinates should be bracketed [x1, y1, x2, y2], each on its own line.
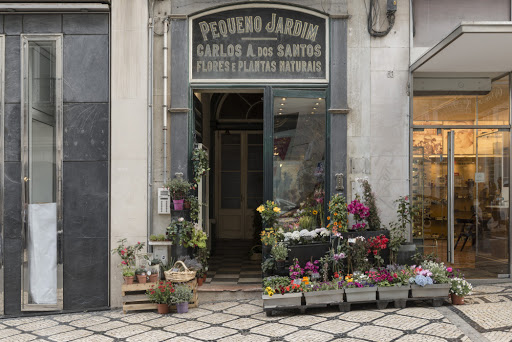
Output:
[347, 0, 410, 226]
[110, 0, 149, 308]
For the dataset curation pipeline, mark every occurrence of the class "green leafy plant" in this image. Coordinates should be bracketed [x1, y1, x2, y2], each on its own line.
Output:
[111, 239, 145, 268]
[167, 218, 195, 247]
[360, 179, 381, 231]
[122, 266, 135, 277]
[165, 177, 192, 200]
[149, 235, 158, 241]
[263, 276, 291, 290]
[328, 194, 348, 233]
[388, 196, 415, 264]
[257, 200, 281, 227]
[345, 237, 369, 274]
[192, 147, 210, 186]
[299, 216, 315, 230]
[270, 242, 288, 261]
[421, 260, 451, 284]
[411, 250, 438, 265]
[188, 195, 202, 222]
[135, 268, 146, 275]
[450, 278, 473, 296]
[149, 258, 161, 266]
[157, 234, 166, 241]
[189, 228, 208, 249]
[170, 284, 193, 304]
[146, 281, 175, 304]
[262, 258, 276, 274]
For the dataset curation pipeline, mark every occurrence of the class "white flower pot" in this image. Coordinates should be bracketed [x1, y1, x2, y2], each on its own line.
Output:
[344, 286, 377, 302]
[378, 285, 410, 300]
[304, 289, 344, 305]
[410, 283, 450, 298]
[262, 293, 303, 309]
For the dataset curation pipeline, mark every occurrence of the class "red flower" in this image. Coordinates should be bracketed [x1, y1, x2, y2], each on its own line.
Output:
[373, 250, 378, 255]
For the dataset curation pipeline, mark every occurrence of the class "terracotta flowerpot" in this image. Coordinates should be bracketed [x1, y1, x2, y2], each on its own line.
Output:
[451, 294, 465, 305]
[149, 274, 158, 283]
[137, 275, 147, 284]
[124, 276, 134, 285]
[157, 303, 170, 314]
[184, 200, 191, 209]
[197, 277, 204, 286]
[203, 274, 207, 281]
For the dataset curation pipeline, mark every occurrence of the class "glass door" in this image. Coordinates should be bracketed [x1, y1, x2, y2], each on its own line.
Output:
[21, 35, 63, 310]
[413, 128, 510, 277]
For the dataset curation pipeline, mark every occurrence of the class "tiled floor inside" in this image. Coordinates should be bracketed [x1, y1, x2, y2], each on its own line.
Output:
[206, 240, 262, 285]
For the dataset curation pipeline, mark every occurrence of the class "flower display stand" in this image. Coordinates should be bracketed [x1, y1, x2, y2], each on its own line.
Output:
[303, 289, 344, 306]
[410, 284, 450, 307]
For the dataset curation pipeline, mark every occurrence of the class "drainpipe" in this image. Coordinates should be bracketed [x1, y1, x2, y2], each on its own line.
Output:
[147, 0, 154, 244]
[163, 17, 169, 183]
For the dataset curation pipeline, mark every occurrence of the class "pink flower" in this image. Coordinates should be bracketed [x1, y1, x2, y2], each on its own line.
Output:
[447, 267, 453, 273]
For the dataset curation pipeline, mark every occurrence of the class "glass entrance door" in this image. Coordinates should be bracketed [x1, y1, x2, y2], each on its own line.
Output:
[413, 128, 510, 277]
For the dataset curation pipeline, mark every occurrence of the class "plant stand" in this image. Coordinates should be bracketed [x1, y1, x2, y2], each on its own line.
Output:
[121, 282, 158, 314]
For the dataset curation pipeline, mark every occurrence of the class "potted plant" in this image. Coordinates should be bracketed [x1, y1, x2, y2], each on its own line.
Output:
[148, 258, 161, 282]
[196, 248, 209, 282]
[167, 218, 195, 252]
[149, 235, 158, 241]
[262, 276, 303, 309]
[449, 278, 472, 305]
[122, 267, 135, 285]
[409, 261, 451, 298]
[165, 177, 192, 211]
[260, 227, 278, 258]
[135, 268, 147, 284]
[111, 239, 145, 283]
[271, 242, 288, 271]
[171, 284, 193, 313]
[343, 273, 377, 302]
[369, 266, 411, 301]
[146, 281, 174, 314]
[360, 179, 381, 231]
[388, 196, 416, 265]
[192, 146, 210, 186]
[257, 200, 281, 228]
[303, 280, 344, 305]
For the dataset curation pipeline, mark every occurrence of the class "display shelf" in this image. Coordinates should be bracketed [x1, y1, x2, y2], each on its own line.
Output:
[148, 241, 173, 246]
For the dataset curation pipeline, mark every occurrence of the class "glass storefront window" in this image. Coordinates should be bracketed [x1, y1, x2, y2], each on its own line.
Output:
[413, 75, 509, 126]
[272, 94, 326, 229]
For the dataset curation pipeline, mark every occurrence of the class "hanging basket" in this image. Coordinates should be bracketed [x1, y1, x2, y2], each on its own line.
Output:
[164, 261, 196, 282]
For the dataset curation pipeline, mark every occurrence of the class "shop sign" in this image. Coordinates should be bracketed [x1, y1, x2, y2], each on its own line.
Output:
[190, 4, 329, 83]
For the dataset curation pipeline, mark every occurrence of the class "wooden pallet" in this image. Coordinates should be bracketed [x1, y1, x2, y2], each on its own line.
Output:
[122, 279, 198, 313]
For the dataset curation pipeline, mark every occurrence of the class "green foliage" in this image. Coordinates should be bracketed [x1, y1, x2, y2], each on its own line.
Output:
[270, 242, 288, 261]
[165, 177, 192, 200]
[149, 235, 158, 241]
[257, 200, 281, 227]
[388, 196, 415, 263]
[122, 266, 135, 277]
[411, 250, 438, 265]
[135, 268, 146, 275]
[188, 195, 201, 222]
[170, 284, 193, 304]
[146, 281, 175, 304]
[328, 194, 348, 233]
[192, 147, 210, 186]
[299, 216, 315, 230]
[360, 179, 381, 231]
[111, 238, 145, 268]
[157, 234, 166, 241]
[421, 260, 451, 284]
[261, 258, 276, 274]
[345, 237, 369, 274]
[450, 278, 473, 296]
[167, 218, 195, 247]
[263, 276, 291, 289]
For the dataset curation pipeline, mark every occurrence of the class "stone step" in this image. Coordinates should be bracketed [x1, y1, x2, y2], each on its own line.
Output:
[197, 284, 261, 302]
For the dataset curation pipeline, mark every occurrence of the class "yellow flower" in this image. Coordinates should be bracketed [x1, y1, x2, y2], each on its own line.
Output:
[327, 216, 331, 220]
[257, 205, 264, 213]
[273, 207, 281, 213]
[271, 201, 275, 205]
[312, 210, 318, 215]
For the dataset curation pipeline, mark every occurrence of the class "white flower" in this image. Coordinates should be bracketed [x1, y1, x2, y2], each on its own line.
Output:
[291, 231, 300, 241]
[178, 217, 184, 222]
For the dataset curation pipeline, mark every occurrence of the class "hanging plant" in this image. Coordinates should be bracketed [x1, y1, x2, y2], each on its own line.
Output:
[192, 147, 210, 186]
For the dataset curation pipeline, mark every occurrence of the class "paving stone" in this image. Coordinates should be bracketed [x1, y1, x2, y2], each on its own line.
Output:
[339, 310, 385, 322]
[53, 314, 92, 323]
[483, 331, 512, 342]
[164, 337, 200, 342]
[457, 302, 512, 330]
[142, 316, 185, 327]
[70, 316, 110, 328]
[223, 304, 263, 316]
[218, 333, 270, 342]
[86, 321, 128, 332]
[311, 319, 360, 334]
[33, 325, 75, 337]
[395, 334, 448, 342]
[222, 318, 264, 330]
[188, 326, 237, 340]
[120, 312, 162, 323]
[250, 323, 298, 337]
[17, 319, 58, 331]
[49, 329, 93, 342]
[279, 314, 326, 326]
[3, 317, 44, 326]
[416, 323, 464, 339]
[164, 321, 210, 334]
[251, 311, 294, 321]
[373, 314, 429, 330]
[168, 308, 212, 319]
[105, 324, 151, 339]
[0, 328, 21, 338]
[0, 333, 37, 342]
[396, 307, 444, 320]
[197, 313, 238, 324]
[125, 330, 176, 342]
[284, 329, 334, 342]
[72, 336, 114, 342]
[200, 301, 239, 311]
[347, 325, 403, 342]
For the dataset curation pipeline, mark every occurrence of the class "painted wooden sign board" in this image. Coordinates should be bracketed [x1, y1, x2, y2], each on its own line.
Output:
[190, 4, 329, 83]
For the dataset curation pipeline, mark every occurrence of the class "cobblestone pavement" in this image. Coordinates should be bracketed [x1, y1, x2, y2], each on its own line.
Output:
[1, 283, 512, 342]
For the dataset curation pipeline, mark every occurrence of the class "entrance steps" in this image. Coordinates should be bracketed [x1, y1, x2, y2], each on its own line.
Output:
[198, 284, 261, 302]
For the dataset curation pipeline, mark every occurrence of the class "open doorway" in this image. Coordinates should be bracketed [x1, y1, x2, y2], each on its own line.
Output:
[193, 90, 264, 286]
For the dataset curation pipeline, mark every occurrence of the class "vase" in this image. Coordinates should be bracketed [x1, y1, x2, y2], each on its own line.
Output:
[197, 277, 204, 286]
[157, 303, 170, 314]
[173, 199, 184, 210]
[203, 274, 207, 281]
[176, 302, 189, 314]
[149, 274, 158, 283]
[137, 275, 147, 284]
[377, 285, 410, 300]
[451, 294, 465, 305]
[304, 289, 344, 305]
[124, 276, 134, 285]
[345, 286, 377, 302]
[262, 292, 303, 309]
[410, 284, 450, 298]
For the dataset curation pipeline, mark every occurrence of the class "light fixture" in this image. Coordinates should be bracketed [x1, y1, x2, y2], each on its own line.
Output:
[311, 112, 314, 114]
[313, 107, 317, 110]
[280, 163, 283, 167]
[280, 103, 284, 106]
[318, 98, 322, 100]
[315, 102, 319, 105]
[282, 97, 286, 101]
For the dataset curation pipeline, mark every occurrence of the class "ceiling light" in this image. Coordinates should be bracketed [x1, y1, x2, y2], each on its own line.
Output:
[280, 103, 284, 106]
[313, 107, 317, 110]
[318, 98, 322, 100]
[282, 98, 286, 101]
[315, 103, 319, 105]
[311, 112, 314, 114]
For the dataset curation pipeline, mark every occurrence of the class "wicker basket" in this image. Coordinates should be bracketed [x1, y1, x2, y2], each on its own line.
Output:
[164, 261, 196, 282]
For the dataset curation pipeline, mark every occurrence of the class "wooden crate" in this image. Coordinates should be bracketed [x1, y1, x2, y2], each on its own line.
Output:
[121, 279, 198, 313]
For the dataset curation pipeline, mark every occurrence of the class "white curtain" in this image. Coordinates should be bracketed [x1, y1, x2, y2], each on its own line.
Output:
[28, 203, 57, 304]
